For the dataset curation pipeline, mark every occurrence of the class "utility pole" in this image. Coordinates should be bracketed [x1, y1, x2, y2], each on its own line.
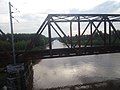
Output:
[9, 2, 16, 65]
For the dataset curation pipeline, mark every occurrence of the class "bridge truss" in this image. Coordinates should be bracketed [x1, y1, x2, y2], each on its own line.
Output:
[1, 14, 120, 60]
[25, 14, 120, 59]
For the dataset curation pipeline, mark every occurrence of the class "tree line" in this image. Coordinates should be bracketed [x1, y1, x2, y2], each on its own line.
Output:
[0, 30, 120, 52]
[0, 33, 48, 51]
[59, 30, 120, 47]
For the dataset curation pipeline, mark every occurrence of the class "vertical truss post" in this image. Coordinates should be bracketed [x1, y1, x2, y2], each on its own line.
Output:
[109, 23, 111, 46]
[48, 17, 52, 56]
[70, 21, 72, 48]
[104, 17, 107, 46]
[90, 21, 93, 47]
[78, 16, 81, 48]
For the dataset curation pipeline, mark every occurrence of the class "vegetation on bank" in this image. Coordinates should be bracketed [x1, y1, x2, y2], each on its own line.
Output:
[0, 33, 48, 51]
[59, 30, 120, 46]
[0, 33, 48, 67]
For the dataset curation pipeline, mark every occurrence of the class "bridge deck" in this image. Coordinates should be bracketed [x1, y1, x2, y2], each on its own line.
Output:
[0, 46, 120, 60]
[24, 46, 120, 59]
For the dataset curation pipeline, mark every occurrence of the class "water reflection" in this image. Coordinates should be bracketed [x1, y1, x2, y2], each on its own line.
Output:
[47, 40, 67, 49]
[33, 53, 120, 89]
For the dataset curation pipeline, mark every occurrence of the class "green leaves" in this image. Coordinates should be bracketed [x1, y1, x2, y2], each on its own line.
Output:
[0, 34, 48, 51]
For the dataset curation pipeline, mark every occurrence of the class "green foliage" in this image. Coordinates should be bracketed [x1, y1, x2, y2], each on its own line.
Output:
[59, 30, 120, 46]
[0, 34, 48, 51]
[0, 40, 11, 51]
[15, 40, 27, 51]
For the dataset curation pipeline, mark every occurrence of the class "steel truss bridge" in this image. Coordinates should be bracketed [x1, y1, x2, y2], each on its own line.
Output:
[0, 14, 120, 60]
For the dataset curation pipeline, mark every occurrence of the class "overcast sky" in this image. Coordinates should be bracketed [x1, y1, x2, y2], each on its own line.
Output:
[0, 0, 120, 36]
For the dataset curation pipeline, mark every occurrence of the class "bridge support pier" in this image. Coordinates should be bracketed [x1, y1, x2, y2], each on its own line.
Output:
[6, 62, 33, 90]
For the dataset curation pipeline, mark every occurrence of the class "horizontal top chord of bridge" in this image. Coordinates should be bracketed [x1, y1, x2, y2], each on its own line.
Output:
[49, 14, 120, 16]
[47, 14, 120, 22]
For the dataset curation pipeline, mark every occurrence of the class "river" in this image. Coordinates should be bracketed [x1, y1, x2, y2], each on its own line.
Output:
[33, 40, 120, 89]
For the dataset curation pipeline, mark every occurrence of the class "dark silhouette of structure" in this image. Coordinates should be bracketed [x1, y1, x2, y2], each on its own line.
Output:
[25, 14, 120, 59]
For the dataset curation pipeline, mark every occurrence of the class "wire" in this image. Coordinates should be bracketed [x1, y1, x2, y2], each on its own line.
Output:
[9, 3, 20, 23]
[13, 17, 19, 23]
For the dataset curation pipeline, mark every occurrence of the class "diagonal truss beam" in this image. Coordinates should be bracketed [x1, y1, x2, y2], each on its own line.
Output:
[51, 17, 68, 38]
[84, 18, 103, 47]
[92, 22, 104, 41]
[36, 16, 49, 34]
[50, 24, 69, 48]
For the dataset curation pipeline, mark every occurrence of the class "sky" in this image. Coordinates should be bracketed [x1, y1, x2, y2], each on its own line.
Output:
[0, 0, 120, 36]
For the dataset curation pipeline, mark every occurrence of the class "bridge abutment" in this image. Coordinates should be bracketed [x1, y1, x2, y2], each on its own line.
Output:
[5, 61, 33, 90]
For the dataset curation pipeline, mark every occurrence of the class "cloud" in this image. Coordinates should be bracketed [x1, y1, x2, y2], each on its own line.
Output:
[69, 1, 120, 14]
[89, 1, 120, 13]
[1, 0, 120, 34]
[20, 14, 40, 22]
[0, 0, 9, 14]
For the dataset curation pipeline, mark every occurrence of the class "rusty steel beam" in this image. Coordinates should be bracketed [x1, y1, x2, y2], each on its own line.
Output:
[109, 23, 112, 46]
[90, 21, 93, 47]
[49, 14, 120, 22]
[78, 16, 81, 48]
[104, 16, 107, 46]
[39, 22, 48, 35]
[36, 16, 49, 34]
[49, 14, 120, 18]
[50, 19, 120, 22]
[81, 22, 90, 35]
[70, 21, 73, 48]
[48, 18, 52, 56]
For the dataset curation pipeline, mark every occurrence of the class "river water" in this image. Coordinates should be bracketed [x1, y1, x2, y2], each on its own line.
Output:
[33, 40, 120, 89]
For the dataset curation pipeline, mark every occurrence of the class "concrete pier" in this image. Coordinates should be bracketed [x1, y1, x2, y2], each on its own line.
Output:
[3, 61, 33, 90]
